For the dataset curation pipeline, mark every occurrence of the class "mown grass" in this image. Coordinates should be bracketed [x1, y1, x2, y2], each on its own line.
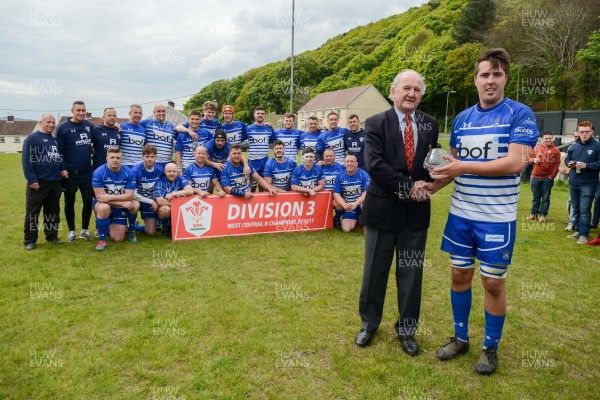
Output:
[0, 153, 598, 399]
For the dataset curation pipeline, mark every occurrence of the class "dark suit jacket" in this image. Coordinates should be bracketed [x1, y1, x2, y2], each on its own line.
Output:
[363, 108, 439, 231]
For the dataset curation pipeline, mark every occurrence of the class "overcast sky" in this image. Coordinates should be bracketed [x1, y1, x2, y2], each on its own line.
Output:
[0, 0, 416, 122]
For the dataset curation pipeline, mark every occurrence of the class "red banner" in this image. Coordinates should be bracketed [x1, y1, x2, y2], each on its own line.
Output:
[170, 191, 333, 241]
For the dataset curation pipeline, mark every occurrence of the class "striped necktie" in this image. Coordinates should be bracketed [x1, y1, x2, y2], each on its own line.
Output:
[404, 114, 414, 173]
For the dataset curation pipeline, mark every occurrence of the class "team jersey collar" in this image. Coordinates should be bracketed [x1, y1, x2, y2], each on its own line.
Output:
[476, 97, 508, 113]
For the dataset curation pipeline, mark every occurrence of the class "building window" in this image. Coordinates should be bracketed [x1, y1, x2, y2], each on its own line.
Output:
[0, 137, 5, 143]
[14, 137, 20, 143]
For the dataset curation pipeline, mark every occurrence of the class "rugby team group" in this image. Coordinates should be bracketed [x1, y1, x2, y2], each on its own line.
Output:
[22, 100, 370, 251]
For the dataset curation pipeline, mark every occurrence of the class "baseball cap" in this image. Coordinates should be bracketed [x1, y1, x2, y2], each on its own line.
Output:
[214, 129, 227, 140]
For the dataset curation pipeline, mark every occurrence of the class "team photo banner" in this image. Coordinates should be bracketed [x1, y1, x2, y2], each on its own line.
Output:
[171, 192, 333, 241]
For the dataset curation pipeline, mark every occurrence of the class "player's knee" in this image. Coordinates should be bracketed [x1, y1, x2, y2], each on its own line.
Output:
[130, 201, 140, 213]
[95, 204, 111, 218]
[481, 274, 506, 296]
[158, 206, 171, 218]
[111, 233, 126, 242]
[341, 221, 356, 232]
[451, 266, 473, 286]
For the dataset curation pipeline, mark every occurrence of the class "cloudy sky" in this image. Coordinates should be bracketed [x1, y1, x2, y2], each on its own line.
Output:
[0, 0, 415, 121]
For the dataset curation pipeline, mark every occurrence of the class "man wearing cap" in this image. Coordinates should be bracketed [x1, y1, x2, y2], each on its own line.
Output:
[204, 129, 250, 179]
[220, 105, 247, 145]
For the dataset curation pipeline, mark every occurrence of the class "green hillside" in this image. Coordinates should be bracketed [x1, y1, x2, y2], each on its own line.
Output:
[183, 0, 600, 123]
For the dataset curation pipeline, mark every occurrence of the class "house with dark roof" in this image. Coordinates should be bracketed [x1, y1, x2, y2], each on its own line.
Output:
[0, 120, 40, 152]
[297, 84, 390, 130]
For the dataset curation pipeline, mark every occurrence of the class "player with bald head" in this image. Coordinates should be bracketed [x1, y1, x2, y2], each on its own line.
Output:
[154, 162, 194, 238]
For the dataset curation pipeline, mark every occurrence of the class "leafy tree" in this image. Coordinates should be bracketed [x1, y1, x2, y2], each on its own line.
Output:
[445, 42, 483, 108]
[452, 0, 496, 44]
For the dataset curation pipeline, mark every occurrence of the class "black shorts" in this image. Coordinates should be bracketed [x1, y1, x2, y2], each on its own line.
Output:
[63, 169, 92, 194]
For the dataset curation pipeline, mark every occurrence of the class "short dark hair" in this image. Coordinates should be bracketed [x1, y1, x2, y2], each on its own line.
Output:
[541, 132, 553, 137]
[302, 147, 315, 155]
[475, 48, 510, 76]
[272, 139, 285, 147]
[348, 114, 359, 121]
[255, 106, 265, 112]
[188, 110, 201, 118]
[327, 112, 339, 119]
[230, 144, 242, 152]
[308, 116, 318, 121]
[72, 101, 85, 108]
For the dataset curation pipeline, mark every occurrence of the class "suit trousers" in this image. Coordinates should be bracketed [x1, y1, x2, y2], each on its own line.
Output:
[359, 225, 428, 335]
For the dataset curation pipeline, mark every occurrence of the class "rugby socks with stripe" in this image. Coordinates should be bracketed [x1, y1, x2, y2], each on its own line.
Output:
[483, 311, 505, 350]
[96, 217, 110, 241]
[127, 212, 137, 232]
[451, 288, 472, 342]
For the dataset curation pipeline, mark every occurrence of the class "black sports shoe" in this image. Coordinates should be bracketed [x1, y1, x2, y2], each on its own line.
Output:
[437, 337, 469, 360]
[475, 347, 498, 375]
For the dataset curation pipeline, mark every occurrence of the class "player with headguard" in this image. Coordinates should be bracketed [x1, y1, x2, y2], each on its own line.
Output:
[220, 105, 247, 145]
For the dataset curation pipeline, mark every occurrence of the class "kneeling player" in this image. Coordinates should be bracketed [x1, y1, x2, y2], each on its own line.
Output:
[263, 140, 296, 193]
[184, 146, 226, 197]
[92, 148, 139, 251]
[291, 147, 325, 197]
[333, 155, 369, 232]
[132, 144, 163, 236]
[154, 162, 194, 238]
[220, 144, 277, 199]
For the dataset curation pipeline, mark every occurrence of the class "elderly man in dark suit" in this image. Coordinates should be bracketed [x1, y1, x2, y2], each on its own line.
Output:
[355, 69, 438, 355]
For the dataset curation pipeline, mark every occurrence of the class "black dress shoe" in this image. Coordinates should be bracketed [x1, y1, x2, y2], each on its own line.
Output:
[47, 238, 63, 245]
[24, 242, 36, 250]
[399, 336, 419, 356]
[355, 329, 374, 347]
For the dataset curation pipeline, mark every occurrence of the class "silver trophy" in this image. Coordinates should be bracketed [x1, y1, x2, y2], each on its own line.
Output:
[423, 148, 452, 179]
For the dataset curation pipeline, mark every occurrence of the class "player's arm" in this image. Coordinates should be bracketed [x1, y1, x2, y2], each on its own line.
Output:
[155, 196, 170, 207]
[333, 192, 346, 208]
[94, 187, 134, 204]
[175, 151, 184, 174]
[175, 124, 198, 141]
[433, 143, 531, 179]
[252, 172, 277, 196]
[107, 189, 136, 208]
[176, 184, 194, 198]
[211, 178, 226, 197]
[313, 179, 325, 193]
[204, 158, 224, 171]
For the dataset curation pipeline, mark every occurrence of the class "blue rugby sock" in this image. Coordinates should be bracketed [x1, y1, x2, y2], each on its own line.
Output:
[451, 288, 472, 342]
[483, 311, 505, 350]
[127, 212, 137, 231]
[96, 217, 110, 241]
[159, 218, 170, 231]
